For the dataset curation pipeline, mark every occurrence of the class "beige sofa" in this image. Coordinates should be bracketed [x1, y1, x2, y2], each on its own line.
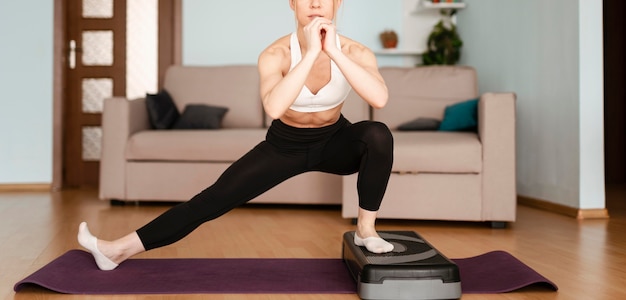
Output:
[99, 65, 516, 226]
[99, 65, 344, 205]
[341, 67, 517, 227]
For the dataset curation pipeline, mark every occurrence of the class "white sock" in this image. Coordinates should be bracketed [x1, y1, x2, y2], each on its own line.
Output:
[354, 233, 394, 254]
[77, 222, 119, 271]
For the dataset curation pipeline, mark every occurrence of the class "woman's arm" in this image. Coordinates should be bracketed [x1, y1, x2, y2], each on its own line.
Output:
[258, 44, 316, 120]
[320, 25, 388, 108]
[259, 18, 331, 119]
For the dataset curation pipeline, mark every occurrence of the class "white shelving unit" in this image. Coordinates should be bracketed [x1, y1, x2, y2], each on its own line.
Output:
[373, 0, 467, 67]
[412, 1, 467, 15]
[420, 1, 467, 10]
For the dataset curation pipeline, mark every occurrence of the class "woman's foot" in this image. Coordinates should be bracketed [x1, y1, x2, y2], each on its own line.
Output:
[354, 232, 394, 253]
[77, 222, 119, 271]
[355, 208, 393, 253]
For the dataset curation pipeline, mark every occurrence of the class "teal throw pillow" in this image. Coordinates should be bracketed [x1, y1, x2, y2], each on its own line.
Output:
[439, 98, 479, 132]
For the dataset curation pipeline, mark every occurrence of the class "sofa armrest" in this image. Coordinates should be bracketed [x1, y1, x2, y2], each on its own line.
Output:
[98, 97, 150, 200]
[478, 92, 517, 221]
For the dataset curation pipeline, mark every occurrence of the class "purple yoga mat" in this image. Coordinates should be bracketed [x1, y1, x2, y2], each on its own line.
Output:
[14, 250, 557, 295]
[453, 250, 557, 294]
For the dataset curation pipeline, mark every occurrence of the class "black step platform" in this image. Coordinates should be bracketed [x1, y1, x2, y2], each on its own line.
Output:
[342, 231, 461, 300]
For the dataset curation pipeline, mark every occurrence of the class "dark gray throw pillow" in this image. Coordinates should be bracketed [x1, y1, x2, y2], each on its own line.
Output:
[172, 104, 229, 129]
[397, 117, 442, 131]
[145, 89, 179, 129]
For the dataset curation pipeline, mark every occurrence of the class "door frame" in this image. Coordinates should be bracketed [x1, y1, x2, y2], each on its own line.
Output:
[51, 0, 182, 189]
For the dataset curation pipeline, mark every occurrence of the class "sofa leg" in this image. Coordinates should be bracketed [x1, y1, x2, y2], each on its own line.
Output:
[490, 221, 507, 229]
[351, 218, 357, 225]
[110, 199, 126, 206]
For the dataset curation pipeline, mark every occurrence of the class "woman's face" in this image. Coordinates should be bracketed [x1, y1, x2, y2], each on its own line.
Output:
[290, 0, 340, 26]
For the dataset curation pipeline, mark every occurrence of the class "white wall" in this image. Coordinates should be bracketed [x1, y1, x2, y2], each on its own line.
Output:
[182, 0, 293, 65]
[0, 1, 53, 184]
[577, 0, 605, 209]
[457, 0, 604, 209]
[183, 0, 405, 66]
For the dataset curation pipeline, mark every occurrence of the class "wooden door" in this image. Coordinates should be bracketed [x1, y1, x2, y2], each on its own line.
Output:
[58, 0, 179, 188]
[63, 0, 126, 187]
[604, 0, 626, 184]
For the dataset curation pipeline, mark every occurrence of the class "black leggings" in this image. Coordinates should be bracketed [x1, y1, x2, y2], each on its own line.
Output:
[136, 115, 393, 250]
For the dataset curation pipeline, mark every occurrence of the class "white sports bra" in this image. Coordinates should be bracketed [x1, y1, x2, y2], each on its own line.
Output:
[289, 32, 352, 113]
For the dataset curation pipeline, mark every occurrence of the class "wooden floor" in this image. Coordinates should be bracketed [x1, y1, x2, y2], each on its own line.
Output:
[2, 184, 625, 300]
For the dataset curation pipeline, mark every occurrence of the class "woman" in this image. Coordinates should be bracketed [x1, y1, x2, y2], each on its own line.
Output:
[78, 0, 394, 271]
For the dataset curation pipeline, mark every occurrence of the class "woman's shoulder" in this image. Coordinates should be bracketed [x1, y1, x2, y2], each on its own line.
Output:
[260, 34, 291, 58]
[258, 34, 292, 71]
[339, 35, 375, 59]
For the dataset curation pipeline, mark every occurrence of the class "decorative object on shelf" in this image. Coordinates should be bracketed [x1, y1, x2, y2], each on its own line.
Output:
[421, 9, 463, 65]
[379, 30, 399, 49]
[411, 0, 467, 14]
[418, 0, 466, 14]
[430, 0, 463, 3]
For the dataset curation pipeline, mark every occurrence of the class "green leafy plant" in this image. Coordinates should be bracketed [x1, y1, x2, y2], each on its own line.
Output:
[422, 12, 463, 65]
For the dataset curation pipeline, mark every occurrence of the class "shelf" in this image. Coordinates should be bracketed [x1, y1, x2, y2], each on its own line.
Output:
[374, 49, 425, 56]
[422, 2, 466, 9]
[411, 1, 467, 14]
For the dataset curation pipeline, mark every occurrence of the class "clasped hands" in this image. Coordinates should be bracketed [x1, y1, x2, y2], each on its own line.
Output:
[303, 17, 339, 56]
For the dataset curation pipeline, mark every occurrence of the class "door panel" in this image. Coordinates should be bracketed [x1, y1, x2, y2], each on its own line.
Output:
[60, 0, 174, 188]
[63, 0, 126, 187]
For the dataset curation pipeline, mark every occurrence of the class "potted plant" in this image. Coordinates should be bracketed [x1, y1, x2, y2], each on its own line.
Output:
[379, 30, 399, 49]
[421, 10, 463, 65]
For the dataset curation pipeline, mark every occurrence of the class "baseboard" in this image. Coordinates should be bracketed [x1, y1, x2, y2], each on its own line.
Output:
[518, 195, 609, 219]
[575, 209, 610, 219]
[0, 184, 52, 192]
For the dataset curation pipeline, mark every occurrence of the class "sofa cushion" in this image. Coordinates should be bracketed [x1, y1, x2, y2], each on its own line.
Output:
[163, 65, 264, 129]
[126, 129, 267, 162]
[374, 66, 478, 129]
[172, 104, 229, 130]
[145, 89, 179, 129]
[391, 131, 482, 173]
[439, 98, 478, 132]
